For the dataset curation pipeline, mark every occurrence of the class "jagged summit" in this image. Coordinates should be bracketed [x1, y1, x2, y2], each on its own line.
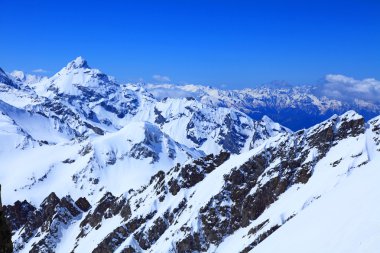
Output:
[1, 58, 380, 253]
[146, 83, 380, 130]
[0, 68, 19, 88]
[9, 70, 46, 85]
[32, 56, 117, 99]
[339, 110, 363, 121]
[0, 69, 10, 83]
[9, 70, 26, 81]
[65, 56, 90, 70]
[0, 68, 7, 76]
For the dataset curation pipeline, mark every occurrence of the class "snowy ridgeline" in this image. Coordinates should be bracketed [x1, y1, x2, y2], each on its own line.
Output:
[0, 58, 379, 252]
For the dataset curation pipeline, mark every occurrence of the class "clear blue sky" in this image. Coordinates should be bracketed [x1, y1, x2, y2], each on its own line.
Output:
[1, 0, 379, 88]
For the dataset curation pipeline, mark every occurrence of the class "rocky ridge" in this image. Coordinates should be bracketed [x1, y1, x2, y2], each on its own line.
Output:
[1, 58, 379, 253]
[4, 110, 378, 252]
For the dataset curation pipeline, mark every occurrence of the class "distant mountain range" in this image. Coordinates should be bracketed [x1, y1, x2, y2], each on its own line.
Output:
[5, 56, 380, 131]
[1, 57, 379, 253]
[145, 82, 380, 130]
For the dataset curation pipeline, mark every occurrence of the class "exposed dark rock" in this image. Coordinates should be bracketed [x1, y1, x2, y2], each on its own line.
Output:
[134, 216, 169, 250]
[29, 196, 81, 253]
[240, 224, 280, 253]
[83, 121, 105, 135]
[92, 212, 156, 253]
[370, 118, 380, 146]
[148, 170, 168, 202]
[120, 246, 137, 253]
[247, 219, 269, 236]
[92, 225, 129, 253]
[120, 203, 132, 221]
[3, 199, 36, 231]
[80, 192, 117, 229]
[186, 115, 208, 146]
[168, 179, 181, 196]
[147, 217, 169, 244]
[154, 107, 166, 125]
[60, 196, 81, 216]
[62, 158, 75, 164]
[197, 116, 352, 247]
[41, 192, 61, 220]
[0, 185, 13, 253]
[168, 152, 230, 195]
[306, 121, 335, 158]
[9, 192, 88, 252]
[336, 114, 365, 140]
[75, 197, 91, 212]
[79, 143, 93, 156]
[130, 143, 159, 163]
[176, 232, 203, 253]
[5, 111, 373, 252]
[218, 113, 250, 154]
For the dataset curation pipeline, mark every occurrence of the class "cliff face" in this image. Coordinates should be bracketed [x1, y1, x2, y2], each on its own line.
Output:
[0, 185, 13, 253]
[4, 111, 378, 253]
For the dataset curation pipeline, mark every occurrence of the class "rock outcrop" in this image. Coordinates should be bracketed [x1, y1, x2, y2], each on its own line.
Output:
[0, 185, 13, 253]
[3, 110, 377, 252]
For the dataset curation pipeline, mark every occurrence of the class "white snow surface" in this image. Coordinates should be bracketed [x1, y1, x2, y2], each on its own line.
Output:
[1, 58, 380, 253]
[42, 117, 380, 253]
[0, 57, 285, 206]
[217, 122, 380, 253]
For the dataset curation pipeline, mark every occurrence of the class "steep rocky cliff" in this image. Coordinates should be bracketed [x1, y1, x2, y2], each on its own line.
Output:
[4, 111, 380, 253]
[1, 58, 380, 253]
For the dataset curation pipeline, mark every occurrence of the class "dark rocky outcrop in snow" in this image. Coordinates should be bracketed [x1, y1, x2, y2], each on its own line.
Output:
[2, 110, 373, 252]
[4, 193, 92, 252]
[2, 57, 379, 253]
[0, 185, 13, 253]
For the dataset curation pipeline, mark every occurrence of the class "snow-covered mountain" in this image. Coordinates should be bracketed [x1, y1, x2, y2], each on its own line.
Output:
[0, 57, 286, 205]
[146, 83, 380, 130]
[3, 110, 380, 253]
[0, 58, 379, 253]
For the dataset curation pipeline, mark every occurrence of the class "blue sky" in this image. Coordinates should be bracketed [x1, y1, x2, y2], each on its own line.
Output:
[1, 0, 379, 88]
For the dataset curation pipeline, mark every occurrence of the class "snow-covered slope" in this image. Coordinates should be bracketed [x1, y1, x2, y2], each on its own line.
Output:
[0, 119, 204, 207]
[29, 57, 151, 132]
[2, 57, 287, 154]
[4, 110, 380, 253]
[146, 83, 380, 130]
[0, 58, 286, 206]
[0, 67, 100, 141]
[1, 58, 379, 253]
[133, 97, 289, 154]
[0, 110, 36, 153]
[10, 70, 47, 86]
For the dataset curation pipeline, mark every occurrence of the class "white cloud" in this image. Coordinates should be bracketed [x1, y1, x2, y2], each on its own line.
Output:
[319, 74, 380, 103]
[32, 68, 48, 73]
[149, 87, 196, 100]
[152, 74, 171, 82]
